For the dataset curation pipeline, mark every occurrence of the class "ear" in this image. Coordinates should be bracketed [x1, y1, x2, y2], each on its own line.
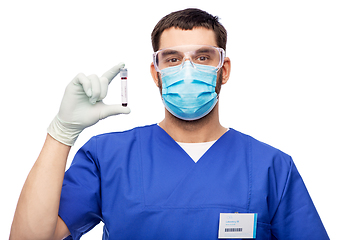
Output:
[221, 57, 231, 85]
[150, 63, 160, 87]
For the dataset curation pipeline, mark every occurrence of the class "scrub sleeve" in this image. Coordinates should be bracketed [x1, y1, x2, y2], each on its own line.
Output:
[59, 138, 102, 240]
[270, 162, 329, 239]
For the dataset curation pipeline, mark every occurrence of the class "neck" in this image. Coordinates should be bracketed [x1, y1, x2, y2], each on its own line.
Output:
[159, 103, 227, 143]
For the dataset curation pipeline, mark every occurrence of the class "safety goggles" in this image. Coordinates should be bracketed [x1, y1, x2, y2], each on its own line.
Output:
[153, 45, 226, 73]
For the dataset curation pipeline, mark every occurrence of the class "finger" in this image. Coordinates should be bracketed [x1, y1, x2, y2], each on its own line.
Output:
[99, 104, 131, 120]
[73, 73, 92, 97]
[99, 76, 109, 100]
[88, 74, 101, 104]
[101, 62, 125, 84]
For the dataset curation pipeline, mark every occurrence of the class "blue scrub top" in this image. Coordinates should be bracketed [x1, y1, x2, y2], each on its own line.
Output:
[59, 124, 329, 240]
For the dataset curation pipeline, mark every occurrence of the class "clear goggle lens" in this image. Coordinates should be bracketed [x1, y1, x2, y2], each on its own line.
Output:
[153, 45, 225, 72]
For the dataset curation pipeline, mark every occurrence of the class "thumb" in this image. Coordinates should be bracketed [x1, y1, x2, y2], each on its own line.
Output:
[99, 104, 131, 120]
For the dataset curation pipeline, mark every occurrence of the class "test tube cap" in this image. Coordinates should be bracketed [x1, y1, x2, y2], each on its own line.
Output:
[120, 68, 128, 78]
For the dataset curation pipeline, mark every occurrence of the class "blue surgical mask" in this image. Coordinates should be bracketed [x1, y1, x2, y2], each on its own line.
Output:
[160, 61, 218, 121]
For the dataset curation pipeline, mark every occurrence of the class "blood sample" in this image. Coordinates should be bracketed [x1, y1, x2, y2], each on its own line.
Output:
[120, 68, 128, 107]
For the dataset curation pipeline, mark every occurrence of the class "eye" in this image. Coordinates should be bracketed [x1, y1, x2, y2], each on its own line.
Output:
[164, 56, 183, 67]
[195, 55, 211, 62]
[168, 58, 180, 63]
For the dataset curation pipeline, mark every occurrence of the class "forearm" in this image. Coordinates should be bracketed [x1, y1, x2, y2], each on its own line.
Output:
[10, 134, 70, 239]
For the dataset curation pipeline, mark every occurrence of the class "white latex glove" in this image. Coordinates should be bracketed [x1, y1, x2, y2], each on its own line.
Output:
[47, 63, 130, 146]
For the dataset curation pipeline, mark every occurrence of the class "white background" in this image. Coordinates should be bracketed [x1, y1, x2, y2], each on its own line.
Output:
[1, 0, 359, 239]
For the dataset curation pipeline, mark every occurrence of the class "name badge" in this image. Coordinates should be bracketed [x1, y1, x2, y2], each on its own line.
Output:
[218, 213, 257, 239]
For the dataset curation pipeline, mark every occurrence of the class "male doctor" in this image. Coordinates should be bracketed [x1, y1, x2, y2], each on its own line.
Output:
[10, 8, 329, 240]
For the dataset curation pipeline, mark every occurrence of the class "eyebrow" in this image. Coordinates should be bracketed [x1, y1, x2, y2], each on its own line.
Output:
[195, 48, 216, 54]
[159, 47, 216, 58]
[160, 49, 182, 57]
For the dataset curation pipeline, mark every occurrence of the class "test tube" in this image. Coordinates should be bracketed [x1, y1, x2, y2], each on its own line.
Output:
[120, 68, 128, 107]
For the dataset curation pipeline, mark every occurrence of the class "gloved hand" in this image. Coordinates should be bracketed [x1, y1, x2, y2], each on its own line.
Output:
[47, 63, 130, 146]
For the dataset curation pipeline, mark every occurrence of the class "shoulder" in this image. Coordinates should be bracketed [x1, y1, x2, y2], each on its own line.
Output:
[78, 124, 158, 154]
[229, 128, 292, 167]
[90, 124, 157, 143]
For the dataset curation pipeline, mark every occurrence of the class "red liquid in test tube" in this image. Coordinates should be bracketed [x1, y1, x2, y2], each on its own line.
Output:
[120, 68, 128, 107]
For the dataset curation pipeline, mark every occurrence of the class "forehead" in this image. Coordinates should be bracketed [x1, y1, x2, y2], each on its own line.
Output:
[159, 27, 217, 50]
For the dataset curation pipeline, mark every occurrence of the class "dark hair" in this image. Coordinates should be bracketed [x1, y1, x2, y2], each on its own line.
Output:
[151, 8, 227, 52]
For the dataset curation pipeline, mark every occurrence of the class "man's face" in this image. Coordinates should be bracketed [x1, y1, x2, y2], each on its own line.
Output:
[154, 27, 226, 94]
